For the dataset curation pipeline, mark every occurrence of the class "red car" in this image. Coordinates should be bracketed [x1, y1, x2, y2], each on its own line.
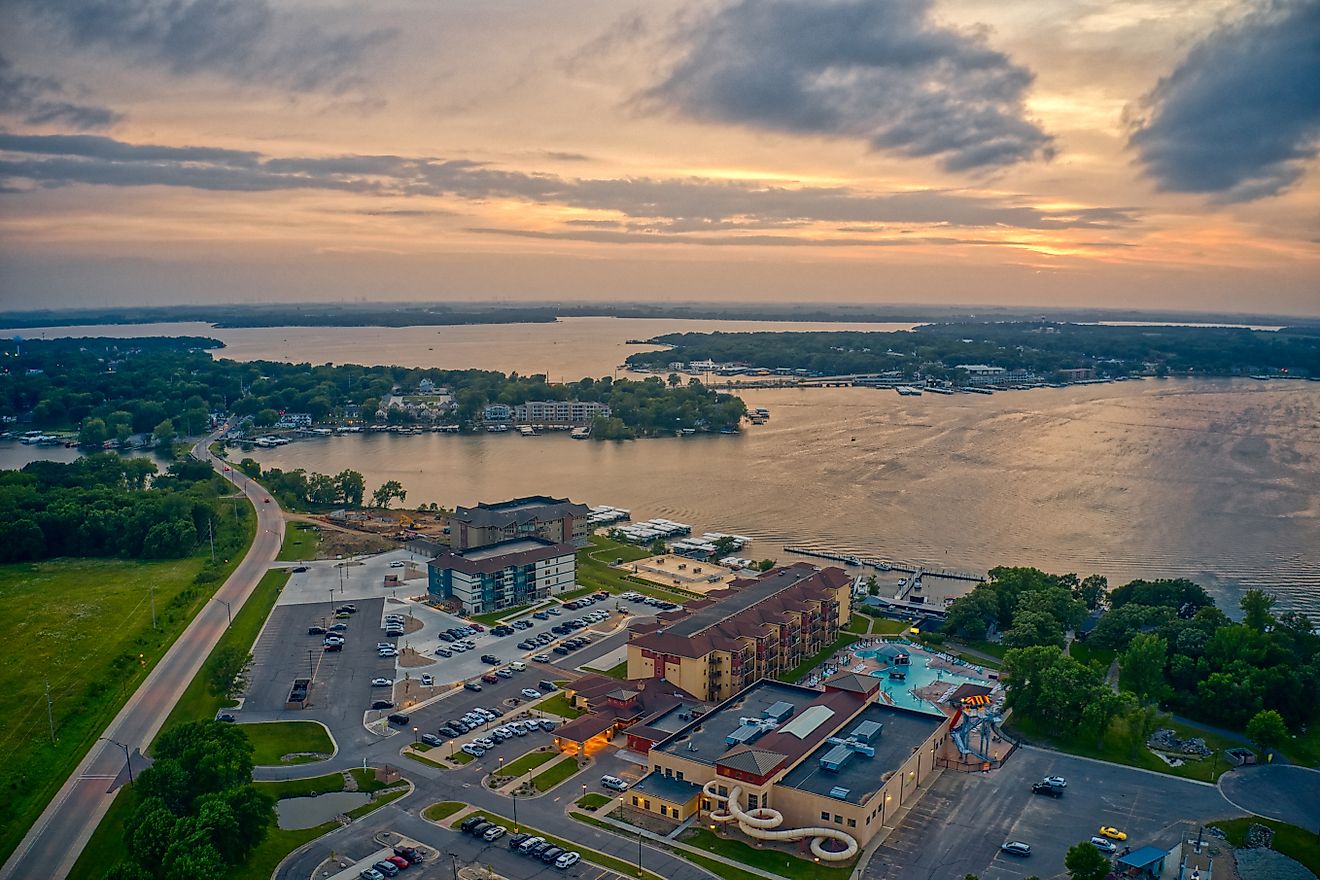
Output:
[470, 623, 485, 632]
[387, 856, 409, 870]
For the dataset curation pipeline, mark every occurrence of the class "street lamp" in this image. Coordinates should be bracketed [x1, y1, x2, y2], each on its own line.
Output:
[446, 852, 459, 880]
[512, 790, 519, 832]
[413, 726, 419, 744]
[211, 597, 232, 627]
[99, 737, 134, 785]
[581, 783, 587, 802]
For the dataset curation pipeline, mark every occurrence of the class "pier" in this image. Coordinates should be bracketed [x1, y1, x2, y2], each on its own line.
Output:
[784, 545, 985, 583]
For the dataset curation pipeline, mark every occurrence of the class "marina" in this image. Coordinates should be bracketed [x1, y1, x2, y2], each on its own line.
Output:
[784, 546, 987, 584]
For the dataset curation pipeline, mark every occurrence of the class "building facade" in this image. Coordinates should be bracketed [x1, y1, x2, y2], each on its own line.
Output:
[627, 564, 852, 702]
[627, 675, 951, 851]
[450, 495, 592, 550]
[427, 537, 575, 614]
[513, 400, 611, 424]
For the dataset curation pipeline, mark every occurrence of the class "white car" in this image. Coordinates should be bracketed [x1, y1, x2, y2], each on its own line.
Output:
[389, 560, 405, 568]
[461, 743, 485, 757]
[1090, 837, 1117, 854]
[555, 852, 580, 869]
[483, 825, 506, 841]
[508, 661, 526, 671]
[420, 673, 434, 686]
[451, 643, 468, 653]
[378, 648, 398, 658]
[601, 775, 628, 791]
[376, 642, 394, 651]
[521, 688, 541, 699]
[371, 677, 393, 687]
[1043, 776, 1067, 788]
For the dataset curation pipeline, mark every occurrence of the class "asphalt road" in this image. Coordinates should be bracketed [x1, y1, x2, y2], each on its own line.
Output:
[0, 434, 285, 880]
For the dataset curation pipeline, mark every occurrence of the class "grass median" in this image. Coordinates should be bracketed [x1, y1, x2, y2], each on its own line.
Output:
[531, 756, 583, 792]
[535, 692, 583, 719]
[423, 801, 466, 822]
[500, 748, 559, 777]
[0, 504, 255, 862]
[241, 720, 334, 765]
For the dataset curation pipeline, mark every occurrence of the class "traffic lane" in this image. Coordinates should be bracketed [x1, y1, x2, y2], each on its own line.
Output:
[1219, 764, 1320, 828]
[862, 748, 1240, 880]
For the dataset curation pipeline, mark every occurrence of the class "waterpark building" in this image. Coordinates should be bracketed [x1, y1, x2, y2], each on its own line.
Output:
[427, 537, 575, 614]
[627, 674, 951, 855]
[626, 564, 852, 702]
[449, 495, 592, 550]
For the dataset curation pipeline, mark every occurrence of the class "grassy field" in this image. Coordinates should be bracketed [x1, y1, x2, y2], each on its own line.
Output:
[531, 756, 583, 792]
[572, 536, 697, 603]
[458, 809, 666, 880]
[536, 692, 584, 718]
[1008, 711, 1240, 783]
[242, 720, 335, 765]
[422, 801, 465, 822]
[680, 828, 854, 880]
[1068, 641, 1117, 672]
[277, 521, 321, 561]
[779, 633, 862, 683]
[0, 500, 255, 863]
[500, 748, 558, 777]
[1210, 817, 1320, 876]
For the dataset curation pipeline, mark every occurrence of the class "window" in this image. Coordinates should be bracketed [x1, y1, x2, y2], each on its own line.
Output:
[643, 799, 651, 810]
[847, 818, 856, 828]
[833, 814, 842, 824]
[821, 811, 830, 820]
[654, 765, 661, 773]
[676, 771, 684, 781]
[664, 768, 672, 777]
[660, 805, 668, 817]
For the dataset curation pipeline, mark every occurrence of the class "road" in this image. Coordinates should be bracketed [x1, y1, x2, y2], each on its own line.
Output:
[0, 434, 285, 880]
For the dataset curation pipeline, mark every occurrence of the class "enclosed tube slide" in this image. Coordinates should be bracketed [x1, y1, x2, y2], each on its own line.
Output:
[702, 781, 859, 861]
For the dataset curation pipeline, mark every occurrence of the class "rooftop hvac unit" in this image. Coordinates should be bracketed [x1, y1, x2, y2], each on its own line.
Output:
[763, 700, 795, 722]
[828, 787, 851, 800]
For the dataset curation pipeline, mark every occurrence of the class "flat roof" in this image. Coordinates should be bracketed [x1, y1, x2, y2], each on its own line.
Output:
[631, 772, 703, 806]
[665, 564, 824, 638]
[778, 703, 945, 806]
[460, 538, 554, 561]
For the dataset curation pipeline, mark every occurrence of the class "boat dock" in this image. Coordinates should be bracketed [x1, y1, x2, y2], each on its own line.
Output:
[784, 546, 985, 583]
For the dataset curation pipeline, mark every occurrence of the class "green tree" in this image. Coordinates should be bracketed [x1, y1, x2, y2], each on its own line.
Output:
[79, 417, 109, 447]
[1064, 840, 1111, 880]
[1075, 574, 1109, 610]
[1003, 609, 1065, 648]
[153, 418, 177, 453]
[649, 538, 667, 555]
[1246, 708, 1288, 754]
[1240, 589, 1276, 633]
[306, 472, 340, 505]
[205, 646, 251, 698]
[253, 409, 279, 427]
[371, 479, 407, 508]
[757, 559, 776, 572]
[1122, 633, 1169, 704]
[336, 469, 365, 506]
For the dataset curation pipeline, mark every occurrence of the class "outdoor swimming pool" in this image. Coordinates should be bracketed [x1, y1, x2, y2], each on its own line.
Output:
[855, 648, 989, 714]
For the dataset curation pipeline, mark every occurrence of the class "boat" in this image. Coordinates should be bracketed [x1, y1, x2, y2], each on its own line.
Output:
[964, 387, 994, 395]
[486, 424, 510, 433]
[895, 385, 923, 396]
[570, 427, 591, 440]
[680, 428, 697, 436]
[518, 426, 536, 437]
[925, 386, 955, 395]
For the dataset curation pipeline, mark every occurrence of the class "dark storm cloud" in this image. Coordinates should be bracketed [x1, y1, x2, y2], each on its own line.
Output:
[0, 132, 1137, 232]
[0, 56, 119, 130]
[643, 0, 1054, 172]
[1127, 0, 1320, 202]
[14, 0, 393, 92]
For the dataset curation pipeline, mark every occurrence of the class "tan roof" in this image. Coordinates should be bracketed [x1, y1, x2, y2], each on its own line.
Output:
[717, 746, 787, 776]
[824, 672, 881, 696]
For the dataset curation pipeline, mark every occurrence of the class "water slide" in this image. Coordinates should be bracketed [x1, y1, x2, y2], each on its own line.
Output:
[702, 781, 859, 861]
[948, 707, 993, 764]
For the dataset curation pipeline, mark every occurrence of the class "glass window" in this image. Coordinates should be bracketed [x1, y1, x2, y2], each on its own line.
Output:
[821, 811, 830, 820]
[847, 818, 856, 828]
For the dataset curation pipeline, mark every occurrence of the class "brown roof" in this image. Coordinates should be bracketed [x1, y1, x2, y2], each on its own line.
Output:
[824, 672, 881, 696]
[428, 537, 574, 575]
[752, 689, 868, 764]
[553, 712, 618, 744]
[944, 683, 995, 705]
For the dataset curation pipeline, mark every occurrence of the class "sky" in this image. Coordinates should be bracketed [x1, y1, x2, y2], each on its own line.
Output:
[0, 0, 1317, 316]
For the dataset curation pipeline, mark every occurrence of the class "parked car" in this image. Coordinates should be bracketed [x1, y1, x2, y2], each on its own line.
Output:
[324, 642, 342, 652]
[468, 821, 492, 837]
[553, 646, 570, 655]
[462, 743, 485, 757]
[546, 607, 561, 615]
[307, 625, 326, 635]
[555, 852, 580, 869]
[386, 856, 409, 871]
[518, 836, 546, 854]
[1043, 775, 1067, 788]
[460, 817, 484, 832]
[521, 688, 542, 699]
[1031, 782, 1063, 797]
[390, 560, 405, 568]
[360, 869, 384, 880]
[1090, 837, 1118, 854]
[539, 847, 564, 864]
[435, 648, 452, 657]
[601, 775, 628, 791]
[378, 648, 399, 658]
[420, 673, 434, 686]
[496, 669, 513, 679]
[509, 661, 526, 671]
[482, 672, 499, 683]
[509, 833, 529, 849]
[1000, 841, 1032, 857]
[393, 847, 423, 864]
[538, 719, 557, 731]
[480, 654, 500, 665]
[292, 565, 308, 573]
[421, 733, 442, 747]
[532, 654, 551, 663]
[483, 825, 507, 842]
[328, 623, 348, 632]
[387, 713, 410, 725]
[464, 681, 482, 691]
[539, 680, 558, 691]
[373, 861, 399, 877]
[371, 677, 393, 687]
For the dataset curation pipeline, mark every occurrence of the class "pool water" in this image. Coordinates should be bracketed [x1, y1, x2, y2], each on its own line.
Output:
[858, 653, 987, 714]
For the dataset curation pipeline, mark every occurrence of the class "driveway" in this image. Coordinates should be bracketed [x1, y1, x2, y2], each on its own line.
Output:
[1219, 764, 1320, 829]
[863, 747, 1244, 880]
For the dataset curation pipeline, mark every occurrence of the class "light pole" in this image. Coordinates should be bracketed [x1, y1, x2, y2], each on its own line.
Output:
[99, 737, 134, 785]
[211, 597, 232, 627]
[636, 822, 643, 877]
[413, 726, 419, 744]
[581, 783, 587, 804]
[446, 852, 459, 880]
[512, 790, 518, 832]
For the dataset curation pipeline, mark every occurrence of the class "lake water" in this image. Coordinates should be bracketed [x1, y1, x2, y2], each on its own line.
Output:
[275, 791, 372, 830]
[8, 320, 1318, 617]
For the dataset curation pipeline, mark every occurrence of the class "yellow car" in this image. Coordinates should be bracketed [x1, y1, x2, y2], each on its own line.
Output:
[1098, 826, 1128, 841]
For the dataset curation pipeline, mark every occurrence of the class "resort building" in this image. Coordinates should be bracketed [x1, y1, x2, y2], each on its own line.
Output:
[627, 674, 951, 851]
[450, 495, 592, 550]
[626, 564, 852, 702]
[550, 674, 710, 758]
[512, 400, 611, 424]
[426, 537, 575, 614]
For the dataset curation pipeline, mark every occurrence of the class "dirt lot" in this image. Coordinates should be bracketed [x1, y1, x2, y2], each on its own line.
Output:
[286, 515, 399, 559]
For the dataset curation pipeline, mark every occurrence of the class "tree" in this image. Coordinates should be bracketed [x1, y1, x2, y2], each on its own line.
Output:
[336, 469, 365, 506]
[79, 417, 109, 447]
[371, 480, 407, 508]
[153, 418, 177, 453]
[1075, 574, 1109, 610]
[206, 646, 250, 698]
[649, 538, 667, 555]
[757, 559, 776, 572]
[1122, 633, 1169, 704]
[1064, 840, 1111, 880]
[1240, 589, 1276, 633]
[1003, 609, 1065, 648]
[253, 409, 279, 428]
[866, 575, 879, 596]
[712, 536, 739, 557]
[306, 473, 340, 505]
[1246, 708, 1288, 754]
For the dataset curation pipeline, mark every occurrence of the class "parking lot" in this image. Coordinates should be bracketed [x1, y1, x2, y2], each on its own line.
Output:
[863, 747, 1241, 880]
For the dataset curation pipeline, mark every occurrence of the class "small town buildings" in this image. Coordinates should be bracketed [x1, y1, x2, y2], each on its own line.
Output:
[551, 674, 708, 758]
[450, 495, 592, 550]
[426, 537, 575, 614]
[512, 400, 611, 424]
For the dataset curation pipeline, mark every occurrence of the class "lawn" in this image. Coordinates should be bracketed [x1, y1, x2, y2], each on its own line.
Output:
[1007, 711, 1240, 783]
[423, 801, 465, 822]
[277, 521, 321, 561]
[456, 810, 666, 880]
[1210, 817, 1320, 877]
[404, 750, 449, 770]
[448, 749, 475, 765]
[1069, 641, 1117, 672]
[585, 659, 629, 680]
[241, 720, 334, 765]
[536, 692, 584, 719]
[572, 536, 697, 603]
[680, 828, 855, 880]
[531, 756, 583, 792]
[576, 793, 612, 810]
[779, 633, 862, 683]
[499, 748, 559, 777]
[0, 500, 255, 863]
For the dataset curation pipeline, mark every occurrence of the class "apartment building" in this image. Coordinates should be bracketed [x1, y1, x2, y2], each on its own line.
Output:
[426, 537, 575, 614]
[512, 400, 611, 424]
[626, 564, 852, 702]
[628, 675, 950, 851]
[450, 495, 592, 550]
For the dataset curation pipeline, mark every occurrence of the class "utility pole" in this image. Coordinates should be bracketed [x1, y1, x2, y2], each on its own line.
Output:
[208, 519, 216, 563]
[45, 679, 55, 743]
[150, 583, 157, 630]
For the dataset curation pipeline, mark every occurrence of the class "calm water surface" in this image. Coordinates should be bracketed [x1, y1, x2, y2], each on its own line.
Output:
[9, 321, 1318, 616]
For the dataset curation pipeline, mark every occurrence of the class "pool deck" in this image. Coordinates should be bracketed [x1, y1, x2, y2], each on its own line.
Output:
[800, 638, 1002, 714]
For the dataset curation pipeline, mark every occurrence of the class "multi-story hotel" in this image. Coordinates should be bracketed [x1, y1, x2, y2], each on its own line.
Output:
[512, 400, 611, 424]
[627, 564, 852, 702]
[426, 537, 575, 614]
[449, 495, 592, 550]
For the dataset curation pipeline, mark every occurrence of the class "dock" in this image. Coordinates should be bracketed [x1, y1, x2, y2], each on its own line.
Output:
[784, 546, 985, 583]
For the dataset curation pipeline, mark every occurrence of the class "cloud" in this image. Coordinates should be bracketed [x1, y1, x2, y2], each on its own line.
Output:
[0, 56, 120, 130]
[642, 0, 1053, 172]
[13, 0, 393, 92]
[1127, 0, 1320, 202]
[0, 132, 1137, 234]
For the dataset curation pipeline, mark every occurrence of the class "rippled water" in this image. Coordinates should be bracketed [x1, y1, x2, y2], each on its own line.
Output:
[240, 378, 1320, 617]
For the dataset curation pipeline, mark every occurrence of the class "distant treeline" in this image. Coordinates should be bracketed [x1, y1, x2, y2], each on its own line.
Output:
[625, 322, 1320, 378]
[0, 454, 250, 565]
[0, 336, 746, 437]
[2, 301, 1310, 330]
